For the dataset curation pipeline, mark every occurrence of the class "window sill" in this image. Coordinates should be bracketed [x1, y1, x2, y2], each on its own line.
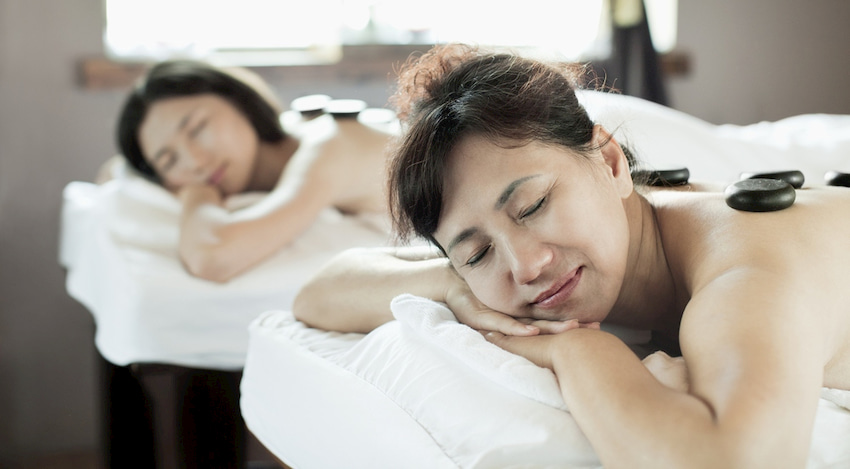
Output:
[77, 45, 691, 91]
[77, 44, 429, 90]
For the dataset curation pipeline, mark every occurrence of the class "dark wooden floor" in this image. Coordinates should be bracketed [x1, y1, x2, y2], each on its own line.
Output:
[14, 450, 99, 469]
[6, 357, 290, 469]
[11, 442, 287, 469]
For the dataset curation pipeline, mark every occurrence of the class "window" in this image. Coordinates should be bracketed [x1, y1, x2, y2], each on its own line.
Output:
[104, 0, 676, 66]
[104, 0, 344, 65]
[644, 0, 678, 53]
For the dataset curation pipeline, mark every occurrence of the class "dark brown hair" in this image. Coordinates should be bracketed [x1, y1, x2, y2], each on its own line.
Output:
[116, 60, 286, 183]
[388, 44, 634, 248]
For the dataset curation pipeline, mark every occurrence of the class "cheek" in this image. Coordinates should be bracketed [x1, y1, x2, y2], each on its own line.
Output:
[162, 179, 182, 193]
[465, 270, 515, 315]
[565, 192, 630, 278]
[211, 116, 259, 157]
[154, 163, 190, 191]
[587, 205, 631, 289]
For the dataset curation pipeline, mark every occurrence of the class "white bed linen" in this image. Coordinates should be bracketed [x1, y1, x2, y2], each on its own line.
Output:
[60, 162, 392, 369]
[240, 91, 850, 467]
[578, 90, 850, 184]
[242, 298, 850, 469]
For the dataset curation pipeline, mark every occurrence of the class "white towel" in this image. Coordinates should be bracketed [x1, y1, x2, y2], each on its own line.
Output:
[60, 161, 394, 369]
[822, 388, 850, 412]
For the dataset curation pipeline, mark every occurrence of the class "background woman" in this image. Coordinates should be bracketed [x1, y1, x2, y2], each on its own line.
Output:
[96, 60, 395, 467]
[108, 60, 393, 282]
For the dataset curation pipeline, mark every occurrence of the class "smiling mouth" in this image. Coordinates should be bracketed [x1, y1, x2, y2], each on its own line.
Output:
[532, 267, 583, 309]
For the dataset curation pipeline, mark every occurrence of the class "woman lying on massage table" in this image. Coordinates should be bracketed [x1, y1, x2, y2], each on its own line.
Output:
[102, 60, 393, 282]
[294, 44, 850, 468]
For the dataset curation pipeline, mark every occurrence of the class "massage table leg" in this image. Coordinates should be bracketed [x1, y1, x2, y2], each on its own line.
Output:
[100, 357, 157, 468]
[98, 356, 252, 468]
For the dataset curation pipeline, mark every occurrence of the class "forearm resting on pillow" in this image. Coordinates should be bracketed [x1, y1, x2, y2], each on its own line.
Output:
[294, 247, 454, 333]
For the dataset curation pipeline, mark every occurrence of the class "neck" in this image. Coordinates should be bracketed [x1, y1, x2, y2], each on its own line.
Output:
[247, 136, 299, 191]
[607, 191, 679, 332]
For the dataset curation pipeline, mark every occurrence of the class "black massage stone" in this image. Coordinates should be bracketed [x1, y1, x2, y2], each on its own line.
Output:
[725, 179, 796, 212]
[632, 167, 690, 186]
[740, 170, 805, 189]
[290, 94, 331, 118]
[325, 99, 367, 119]
[825, 170, 850, 187]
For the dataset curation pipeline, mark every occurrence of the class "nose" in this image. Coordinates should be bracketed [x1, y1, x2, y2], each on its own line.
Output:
[187, 144, 214, 172]
[503, 236, 552, 285]
[178, 143, 214, 177]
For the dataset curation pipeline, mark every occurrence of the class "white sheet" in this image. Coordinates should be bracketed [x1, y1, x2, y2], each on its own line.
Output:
[578, 90, 850, 184]
[240, 91, 850, 467]
[242, 298, 850, 469]
[60, 161, 392, 369]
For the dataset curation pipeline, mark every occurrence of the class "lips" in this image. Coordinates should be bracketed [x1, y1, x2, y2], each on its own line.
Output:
[207, 164, 227, 186]
[532, 267, 583, 309]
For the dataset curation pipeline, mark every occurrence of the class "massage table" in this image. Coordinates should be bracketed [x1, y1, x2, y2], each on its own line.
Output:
[239, 90, 850, 468]
[59, 112, 397, 467]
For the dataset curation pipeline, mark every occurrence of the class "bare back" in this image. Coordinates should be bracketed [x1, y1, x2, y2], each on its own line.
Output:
[283, 114, 395, 216]
[650, 183, 850, 390]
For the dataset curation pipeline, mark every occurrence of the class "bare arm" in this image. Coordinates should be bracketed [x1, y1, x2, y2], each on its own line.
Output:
[178, 133, 352, 282]
[488, 267, 824, 469]
[293, 246, 452, 333]
[176, 151, 336, 282]
[177, 118, 395, 283]
[294, 246, 578, 335]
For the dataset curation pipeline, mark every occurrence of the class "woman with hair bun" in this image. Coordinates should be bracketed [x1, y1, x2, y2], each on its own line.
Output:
[296, 44, 850, 468]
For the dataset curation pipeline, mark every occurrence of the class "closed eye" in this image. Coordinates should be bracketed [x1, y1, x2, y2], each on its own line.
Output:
[520, 197, 546, 219]
[465, 244, 491, 266]
[189, 119, 208, 138]
[158, 152, 177, 172]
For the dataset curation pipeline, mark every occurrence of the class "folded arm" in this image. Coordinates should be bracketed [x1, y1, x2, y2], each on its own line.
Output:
[488, 267, 824, 469]
[293, 246, 452, 332]
[293, 246, 580, 335]
[177, 161, 335, 282]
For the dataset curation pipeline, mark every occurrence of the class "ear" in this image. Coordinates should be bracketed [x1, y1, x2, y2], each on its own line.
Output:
[593, 125, 633, 198]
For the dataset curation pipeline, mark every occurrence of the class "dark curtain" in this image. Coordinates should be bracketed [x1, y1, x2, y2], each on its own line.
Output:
[592, 0, 668, 105]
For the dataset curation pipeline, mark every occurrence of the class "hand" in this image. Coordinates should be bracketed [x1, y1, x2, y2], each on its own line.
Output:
[483, 323, 600, 369]
[177, 183, 224, 207]
[444, 271, 598, 336]
[443, 275, 535, 336]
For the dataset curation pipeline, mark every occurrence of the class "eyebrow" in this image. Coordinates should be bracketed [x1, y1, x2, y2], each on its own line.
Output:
[494, 175, 539, 210]
[446, 175, 540, 254]
[151, 108, 197, 163]
[446, 228, 478, 254]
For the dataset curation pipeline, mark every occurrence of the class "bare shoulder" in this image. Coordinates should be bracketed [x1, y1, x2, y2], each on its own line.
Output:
[281, 115, 396, 213]
[650, 184, 850, 282]
[287, 116, 394, 169]
[651, 185, 850, 389]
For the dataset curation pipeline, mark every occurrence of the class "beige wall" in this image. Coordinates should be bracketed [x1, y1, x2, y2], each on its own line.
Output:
[1, 0, 112, 463]
[1, 0, 848, 464]
[670, 0, 850, 124]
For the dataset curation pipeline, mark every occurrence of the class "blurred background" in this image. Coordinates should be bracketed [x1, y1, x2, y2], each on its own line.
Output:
[1, 0, 849, 467]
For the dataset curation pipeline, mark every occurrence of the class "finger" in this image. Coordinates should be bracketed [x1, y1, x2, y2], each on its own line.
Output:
[580, 322, 601, 330]
[472, 311, 540, 336]
[482, 330, 532, 350]
[482, 330, 508, 346]
[483, 330, 533, 352]
[529, 319, 580, 334]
